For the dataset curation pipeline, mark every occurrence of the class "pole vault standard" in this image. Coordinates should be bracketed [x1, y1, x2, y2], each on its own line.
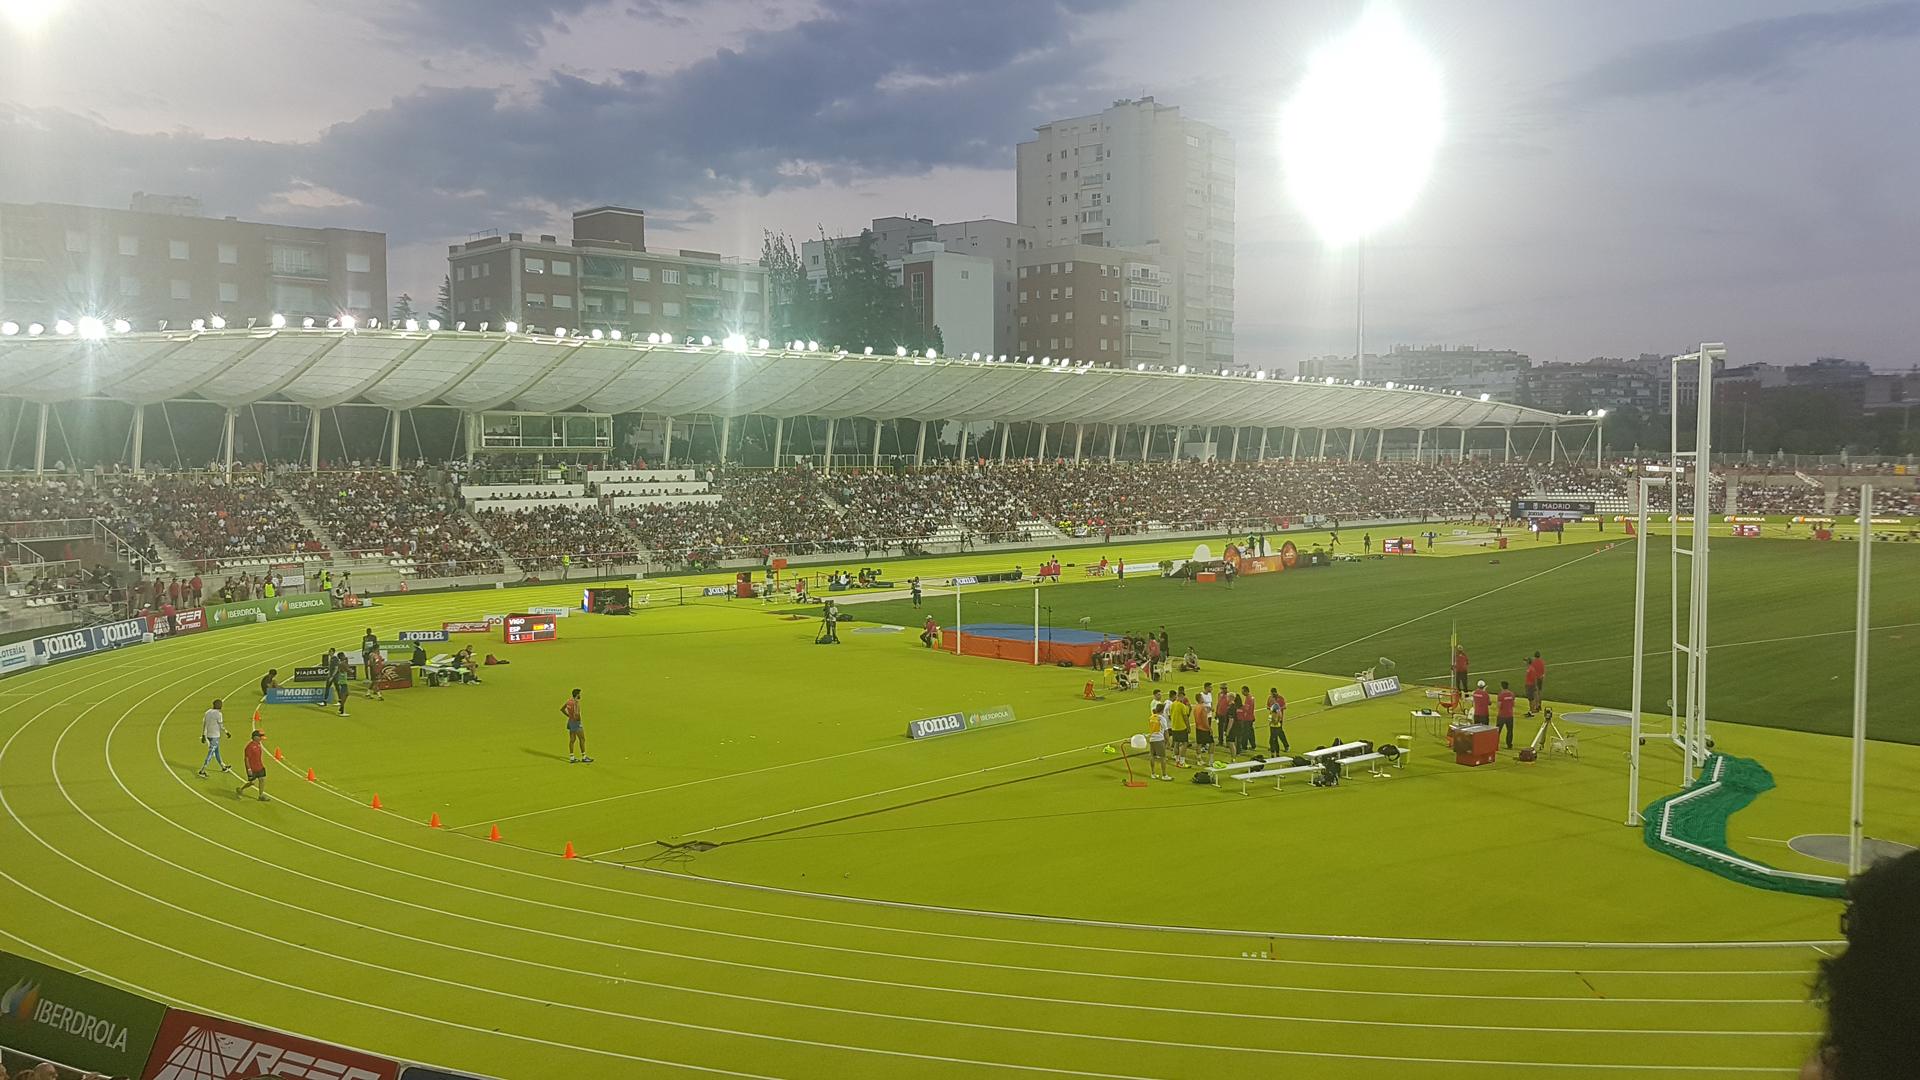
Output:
[1626, 476, 1662, 825]
[1849, 485, 1872, 873]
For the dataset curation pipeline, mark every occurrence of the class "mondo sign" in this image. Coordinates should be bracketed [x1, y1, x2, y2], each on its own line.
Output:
[503, 613, 558, 644]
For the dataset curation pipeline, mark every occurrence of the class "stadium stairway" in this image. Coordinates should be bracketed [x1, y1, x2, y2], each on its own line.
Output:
[460, 508, 523, 576]
[279, 491, 346, 562]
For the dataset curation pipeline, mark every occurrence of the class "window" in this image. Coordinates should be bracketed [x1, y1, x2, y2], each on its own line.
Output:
[169, 240, 189, 260]
[632, 300, 652, 315]
[118, 235, 139, 256]
[524, 258, 546, 274]
[480, 262, 491, 277]
[1018, 266, 1028, 279]
[743, 278, 760, 294]
[1064, 337, 1073, 349]
[553, 294, 573, 309]
[346, 252, 371, 274]
[1100, 290, 1109, 302]
[959, 269, 969, 280]
[1064, 262, 1074, 273]
[1099, 314, 1108, 326]
[1060, 217, 1067, 226]
[1049, 313, 1058, 324]
[661, 301, 681, 317]
[218, 242, 237, 265]
[218, 282, 239, 303]
[348, 288, 371, 310]
[65, 229, 87, 253]
[1018, 290, 1027, 303]
[120, 276, 141, 297]
[455, 266, 467, 282]
[526, 293, 548, 309]
[271, 243, 323, 277]
[721, 277, 739, 292]
[1019, 315, 1028, 326]
[455, 300, 466, 315]
[631, 266, 651, 282]
[170, 278, 190, 300]
[661, 269, 681, 285]
[1064, 311, 1073, 322]
[1064, 287, 1074, 299]
[482, 296, 492, 310]
[1100, 339, 1109, 351]
[582, 256, 623, 278]
[551, 260, 572, 277]
[1050, 338, 1059, 349]
[1050, 288, 1060, 301]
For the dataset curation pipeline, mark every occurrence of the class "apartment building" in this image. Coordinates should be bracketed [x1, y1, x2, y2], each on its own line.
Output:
[932, 218, 1037, 358]
[1014, 243, 1175, 368]
[0, 195, 386, 328]
[447, 206, 768, 340]
[896, 242, 995, 357]
[1016, 97, 1235, 368]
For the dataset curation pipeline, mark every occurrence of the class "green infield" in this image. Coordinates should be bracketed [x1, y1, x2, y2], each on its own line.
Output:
[1, 540, 1914, 1078]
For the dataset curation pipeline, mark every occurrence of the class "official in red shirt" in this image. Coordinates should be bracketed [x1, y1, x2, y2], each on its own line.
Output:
[189, 574, 203, 605]
[235, 730, 269, 801]
[1471, 680, 1491, 724]
[1453, 646, 1471, 693]
[1496, 681, 1518, 749]
[1525, 652, 1546, 716]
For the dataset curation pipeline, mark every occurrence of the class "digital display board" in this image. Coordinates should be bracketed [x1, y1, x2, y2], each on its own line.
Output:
[503, 613, 559, 644]
[1511, 499, 1595, 520]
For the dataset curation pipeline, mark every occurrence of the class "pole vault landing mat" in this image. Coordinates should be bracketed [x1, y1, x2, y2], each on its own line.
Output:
[938, 623, 1125, 666]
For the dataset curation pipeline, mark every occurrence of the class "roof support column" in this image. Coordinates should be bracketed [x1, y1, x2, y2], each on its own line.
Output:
[1318, 428, 1328, 459]
[1073, 423, 1085, 463]
[998, 422, 1009, 463]
[662, 415, 675, 469]
[821, 417, 833, 473]
[1108, 424, 1118, 462]
[1141, 424, 1150, 462]
[958, 422, 968, 463]
[131, 404, 146, 476]
[389, 409, 402, 473]
[1231, 427, 1241, 461]
[309, 407, 322, 472]
[1460, 426, 1468, 461]
[914, 420, 926, 467]
[1549, 427, 1559, 464]
[1290, 428, 1301, 460]
[224, 408, 237, 477]
[772, 417, 785, 469]
[1415, 427, 1424, 463]
[1037, 422, 1048, 462]
[718, 415, 731, 466]
[33, 403, 48, 475]
[873, 418, 883, 469]
[1376, 428, 1386, 463]
[1505, 427, 1513, 462]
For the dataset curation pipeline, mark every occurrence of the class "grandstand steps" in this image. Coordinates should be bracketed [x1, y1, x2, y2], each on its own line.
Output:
[100, 491, 192, 577]
[279, 492, 345, 562]
[460, 510, 523, 575]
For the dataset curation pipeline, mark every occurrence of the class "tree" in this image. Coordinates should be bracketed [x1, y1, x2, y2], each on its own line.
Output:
[815, 228, 943, 354]
[760, 231, 819, 345]
[391, 293, 417, 325]
[434, 275, 453, 327]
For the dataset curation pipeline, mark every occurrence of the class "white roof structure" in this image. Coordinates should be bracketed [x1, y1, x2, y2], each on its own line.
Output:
[0, 328, 1578, 430]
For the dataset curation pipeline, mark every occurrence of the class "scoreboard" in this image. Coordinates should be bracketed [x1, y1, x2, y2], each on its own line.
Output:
[503, 613, 559, 644]
[1511, 499, 1595, 520]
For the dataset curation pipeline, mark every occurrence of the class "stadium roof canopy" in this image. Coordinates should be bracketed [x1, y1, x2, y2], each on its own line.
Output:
[0, 328, 1583, 430]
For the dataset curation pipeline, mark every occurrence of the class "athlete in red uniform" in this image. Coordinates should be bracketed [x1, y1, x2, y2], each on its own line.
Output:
[1496, 681, 1517, 749]
[1471, 680, 1491, 725]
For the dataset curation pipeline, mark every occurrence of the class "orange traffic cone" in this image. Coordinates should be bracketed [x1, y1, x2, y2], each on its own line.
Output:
[428, 812, 443, 829]
[370, 793, 383, 810]
[272, 746, 283, 761]
[1083, 680, 1095, 700]
[305, 767, 316, 782]
[563, 841, 577, 859]
[252, 708, 261, 724]
[487, 824, 502, 842]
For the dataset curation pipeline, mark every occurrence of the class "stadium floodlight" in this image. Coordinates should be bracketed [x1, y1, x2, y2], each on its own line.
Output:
[503, 321, 519, 334]
[340, 314, 358, 330]
[925, 348, 936, 359]
[27, 322, 44, 336]
[208, 315, 226, 330]
[554, 327, 569, 338]
[1136, 363, 1146, 371]
[588, 328, 602, 339]
[54, 319, 74, 336]
[302, 317, 316, 328]
[190, 318, 206, 332]
[610, 329, 622, 340]
[0, 321, 15, 336]
[430, 319, 443, 331]
[806, 340, 819, 352]
[405, 319, 420, 332]
[1256, 370, 1268, 380]
[111, 318, 131, 334]
[700, 335, 713, 347]
[76, 316, 105, 340]
[863, 346, 874, 355]
[756, 337, 770, 350]
[1283, 5, 1442, 380]
[367, 318, 380, 329]
[895, 346, 908, 357]
[1479, 392, 1491, 401]
[721, 333, 746, 351]
[269, 313, 287, 329]
[1176, 364, 1189, 374]
[1042, 356, 1052, 365]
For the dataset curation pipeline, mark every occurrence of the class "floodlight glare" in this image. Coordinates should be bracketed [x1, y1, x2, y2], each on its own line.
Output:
[722, 333, 747, 351]
[503, 321, 519, 333]
[700, 335, 713, 347]
[112, 318, 131, 334]
[269, 313, 287, 329]
[756, 337, 770, 350]
[302, 317, 316, 329]
[405, 319, 420, 332]
[1281, 6, 1443, 246]
[1479, 392, 1491, 401]
[610, 329, 622, 340]
[76, 316, 105, 339]
[0, 321, 17, 336]
[339, 315, 358, 330]
[27, 323, 44, 336]
[806, 341, 819, 352]
[54, 319, 74, 336]
[896, 346, 909, 357]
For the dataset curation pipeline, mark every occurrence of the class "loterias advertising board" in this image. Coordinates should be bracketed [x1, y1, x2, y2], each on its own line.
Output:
[0, 951, 168, 1077]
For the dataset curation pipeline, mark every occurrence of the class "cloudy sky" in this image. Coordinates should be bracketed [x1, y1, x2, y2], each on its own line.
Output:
[2, 0, 1916, 368]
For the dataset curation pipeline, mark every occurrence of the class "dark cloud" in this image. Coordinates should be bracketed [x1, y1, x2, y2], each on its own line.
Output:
[1560, 2, 1920, 103]
[369, 0, 618, 56]
[0, 0, 1118, 245]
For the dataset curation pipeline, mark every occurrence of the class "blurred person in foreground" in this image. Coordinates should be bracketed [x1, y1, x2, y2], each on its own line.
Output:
[1804, 850, 1920, 1079]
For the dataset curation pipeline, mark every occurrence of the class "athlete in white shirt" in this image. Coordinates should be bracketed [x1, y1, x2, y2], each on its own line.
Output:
[198, 699, 232, 778]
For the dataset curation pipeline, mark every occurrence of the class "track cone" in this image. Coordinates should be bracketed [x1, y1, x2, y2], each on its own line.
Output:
[305, 767, 316, 782]
[487, 824, 502, 842]
[563, 841, 577, 859]
[370, 793, 383, 810]
[428, 812, 443, 829]
[1083, 680, 1095, 700]
[252, 708, 261, 724]
[273, 746, 284, 761]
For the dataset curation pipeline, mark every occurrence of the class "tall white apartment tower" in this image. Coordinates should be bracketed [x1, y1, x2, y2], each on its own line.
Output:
[1016, 96, 1235, 369]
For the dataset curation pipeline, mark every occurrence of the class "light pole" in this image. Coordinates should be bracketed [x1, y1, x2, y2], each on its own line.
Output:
[1282, 7, 1442, 384]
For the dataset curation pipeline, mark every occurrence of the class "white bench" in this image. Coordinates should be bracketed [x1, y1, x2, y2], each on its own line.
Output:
[1229, 762, 1323, 794]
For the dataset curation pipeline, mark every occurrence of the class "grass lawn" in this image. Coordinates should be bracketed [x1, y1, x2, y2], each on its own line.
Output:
[1, 538, 1915, 1078]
